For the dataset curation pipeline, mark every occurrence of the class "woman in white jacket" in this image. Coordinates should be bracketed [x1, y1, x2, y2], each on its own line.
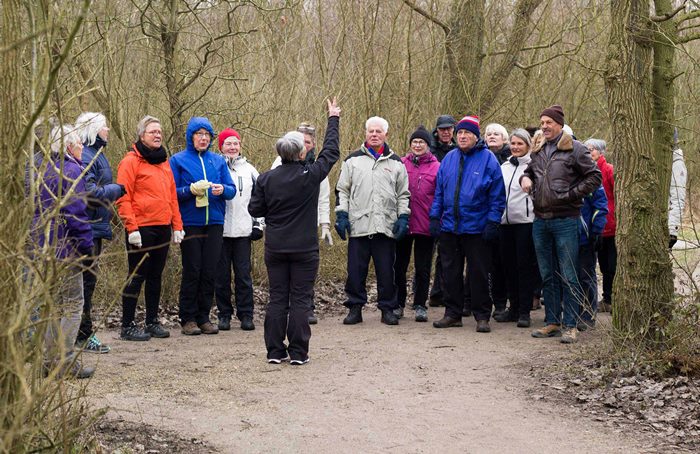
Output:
[214, 128, 263, 331]
[497, 128, 540, 328]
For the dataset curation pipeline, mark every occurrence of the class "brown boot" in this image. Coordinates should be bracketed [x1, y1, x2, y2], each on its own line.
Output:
[432, 316, 463, 328]
[181, 321, 202, 336]
[531, 324, 561, 338]
[532, 296, 542, 310]
[198, 321, 219, 335]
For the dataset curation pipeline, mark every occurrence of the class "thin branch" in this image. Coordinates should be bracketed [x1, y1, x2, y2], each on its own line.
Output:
[676, 31, 700, 43]
[401, 0, 450, 35]
[651, 2, 686, 22]
[676, 9, 700, 24]
[484, 37, 562, 57]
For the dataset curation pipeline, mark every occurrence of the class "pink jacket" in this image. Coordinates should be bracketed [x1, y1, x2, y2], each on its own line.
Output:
[402, 152, 440, 236]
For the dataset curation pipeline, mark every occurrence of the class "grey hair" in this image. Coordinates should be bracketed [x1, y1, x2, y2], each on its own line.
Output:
[75, 112, 106, 146]
[584, 138, 607, 155]
[510, 128, 532, 148]
[365, 116, 389, 133]
[136, 115, 161, 139]
[276, 131, 305, 161]
[485, 123, 508, 141]
[50, 125, 81, 154]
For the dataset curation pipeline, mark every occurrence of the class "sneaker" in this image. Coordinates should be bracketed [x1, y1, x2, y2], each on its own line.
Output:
[80, 334, 110, 354]
[381, 309, 399, 325]
[267, 356, 290, 364]
[516, 316, 531, 328]
[432, 316, 463, 328]
[494, 310, 518, 323]
[199, 321, 219, 335]
[531, 324, 562, 338]
[343, 305, 363, 325]
[393, 307, 404, 319]
[145, 322, 170, 338]
[121, 322, 151, 341]
[290, 358, 310, 366]
[240, 316, 255, 331]
[476, 319, 491, 333]
[181, 321, 202, 336]
[561, 327, 579, 344]
[218, 316, 231, 331]
[414, 306, 428, 322]
[308, 312, 318, 325]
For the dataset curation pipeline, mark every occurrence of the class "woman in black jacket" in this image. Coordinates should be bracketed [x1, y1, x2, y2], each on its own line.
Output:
[248, 98, 340, 365]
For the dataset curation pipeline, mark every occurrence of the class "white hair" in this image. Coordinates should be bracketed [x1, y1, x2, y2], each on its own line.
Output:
[276, 131, 305, 161]
[484, 123, 508, 141]
[563, 124, 574, 136]
[365, 116, 389, 133]
[75, 112, 106, 146]
[584, 138, 607, 155]
[50, 125, 81, 154]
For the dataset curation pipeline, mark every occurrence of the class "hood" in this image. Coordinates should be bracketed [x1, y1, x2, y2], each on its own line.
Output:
[532, 131, 573, 153]
[225, 155, 248, 169]
[405, 151, 437, 166]
[186, 117, 216, 153]
[673, 147, 684, 162]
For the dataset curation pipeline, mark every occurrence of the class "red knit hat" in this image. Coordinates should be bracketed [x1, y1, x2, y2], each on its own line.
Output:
[454, 115, 480, 138]
[218, 128, 241, 150]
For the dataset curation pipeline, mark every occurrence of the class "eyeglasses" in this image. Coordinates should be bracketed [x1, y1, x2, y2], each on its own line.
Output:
[411, 139, 427, 145]
[195, 132, 212, 139]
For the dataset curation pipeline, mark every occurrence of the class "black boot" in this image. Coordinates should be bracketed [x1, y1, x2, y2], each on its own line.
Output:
[381, 309, 399, 325]
[343, 305, 363, 325]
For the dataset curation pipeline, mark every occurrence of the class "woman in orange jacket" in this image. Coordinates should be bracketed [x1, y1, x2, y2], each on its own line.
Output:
[116, 115, 184, 341]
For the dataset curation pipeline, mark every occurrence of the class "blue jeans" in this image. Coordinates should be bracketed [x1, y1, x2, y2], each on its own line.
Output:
[532, 217, 582, 328]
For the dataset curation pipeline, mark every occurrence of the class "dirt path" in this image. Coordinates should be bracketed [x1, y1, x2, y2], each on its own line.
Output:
[86, 309, 654, 453]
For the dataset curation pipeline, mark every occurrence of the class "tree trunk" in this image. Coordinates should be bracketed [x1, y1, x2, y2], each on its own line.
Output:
[605, 0, 674, 346]
[161, 0, 185, 150]
[446, 0, 484, 115]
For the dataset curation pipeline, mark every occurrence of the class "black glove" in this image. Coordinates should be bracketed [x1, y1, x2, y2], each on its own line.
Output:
[669, 235, 677, 250]
[591, 233, 603, 252]
[429, 218, 441, 237]
[482, 221, 500, 242]
[335, 211, 350, 241]
[392, 214, 409, 241]
[119, 184, 127, 197]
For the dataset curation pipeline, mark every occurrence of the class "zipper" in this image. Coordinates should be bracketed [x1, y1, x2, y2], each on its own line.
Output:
[526, 197, 530, 217]
[198, 153, 209, 225]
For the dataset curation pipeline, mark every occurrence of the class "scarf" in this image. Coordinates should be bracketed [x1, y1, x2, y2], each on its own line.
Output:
[135, 140, 167, 164]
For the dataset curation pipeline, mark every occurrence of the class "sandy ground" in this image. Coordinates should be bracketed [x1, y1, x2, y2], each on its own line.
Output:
[86, 309, 656, 454]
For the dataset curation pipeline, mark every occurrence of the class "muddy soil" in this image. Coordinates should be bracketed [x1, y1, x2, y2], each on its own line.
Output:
[86, 309, 661, 453]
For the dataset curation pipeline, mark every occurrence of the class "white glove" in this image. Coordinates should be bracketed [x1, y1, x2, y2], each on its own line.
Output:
[128, 231, 142, 248]
[321, 223, 333, 246]
[173, 230, 185, 244]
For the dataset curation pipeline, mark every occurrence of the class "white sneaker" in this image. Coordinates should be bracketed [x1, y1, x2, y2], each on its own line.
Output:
[290, 358, 310, 366]
[267, 356, 289, 364]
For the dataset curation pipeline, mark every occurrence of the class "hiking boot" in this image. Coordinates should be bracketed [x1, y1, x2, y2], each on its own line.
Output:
[462, 306, 472, 317]
[494, 310, 518, 323]
[414, 305, 428, 322]
[308, 312, 318, 325]
[267, 356, 290, 364]
[217, 316, 231, 331]
[428, 295, 444, 307]
[531, 324, 562, 338]
[79, 334, 110, 354]
[561, 327, 579, 344]
[240, 316, 255, 331]
[343, 305, 363, 325]
[199, 321, 219, 335]
[181, 321, 202, 336]
[145, 322, 170, 338]
[393, 307, 404, 319]
[476, 320, 491, 333]
[577, 319, 595, 332]
[121, 322, 151, 341]
[532, 296, 542, 310]
[492, 308, 508, 319]
[381, 309, 399, 325]
[432, 316, 463, 328]
[290, 358, 310, 366]
[517, 316, 532, 328]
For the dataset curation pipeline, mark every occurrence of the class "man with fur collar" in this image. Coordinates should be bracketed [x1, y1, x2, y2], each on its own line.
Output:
[520, 105, 601, 344]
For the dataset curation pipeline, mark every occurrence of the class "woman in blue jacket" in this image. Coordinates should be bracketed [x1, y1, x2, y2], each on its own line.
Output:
[170, 117, 236, 336]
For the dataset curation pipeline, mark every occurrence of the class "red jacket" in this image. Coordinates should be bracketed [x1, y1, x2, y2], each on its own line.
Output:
[597, 156, 616, 237]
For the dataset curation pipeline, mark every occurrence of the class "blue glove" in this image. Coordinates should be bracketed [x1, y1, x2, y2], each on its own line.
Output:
[482, 221, 500, 242]
[392, 214, 409, 241]
[335, 211, 351, 241]
[429, 218, 441, 237]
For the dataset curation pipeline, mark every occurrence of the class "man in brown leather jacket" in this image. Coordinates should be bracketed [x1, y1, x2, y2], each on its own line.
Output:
[520, 105, 601, 344]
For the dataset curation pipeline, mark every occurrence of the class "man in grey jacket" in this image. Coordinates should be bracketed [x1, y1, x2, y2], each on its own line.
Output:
[335, 116, 411, 326]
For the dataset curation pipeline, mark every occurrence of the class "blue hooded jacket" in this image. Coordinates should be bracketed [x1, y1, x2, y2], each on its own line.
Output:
[169, 117, 236, 226]
[429, 139, 506, 234]
[579, 185, 608, 246]
[82, 137, 123, 240]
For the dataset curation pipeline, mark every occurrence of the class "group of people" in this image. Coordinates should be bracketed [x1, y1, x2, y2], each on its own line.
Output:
[31, 98, 687, 375]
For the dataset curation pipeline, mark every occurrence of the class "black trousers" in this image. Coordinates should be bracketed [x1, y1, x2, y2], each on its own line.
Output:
[179, 224, 224, 325]
[215, 237, 254, 320]
[490, 241, 508, 311]
[344, 234, 398, 311]
[430, 245, 443, 299]
[264, 250, 319, 362]
[122, 226, 170, 327]
[439, 232, 492, 320]
[78, 238, 102, 341]
[499, 224, 537, 319]
[394, 234, 434, 308]
[598, 236, 617, 305]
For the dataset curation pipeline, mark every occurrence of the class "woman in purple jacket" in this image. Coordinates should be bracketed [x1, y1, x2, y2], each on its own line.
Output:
[393, 126, 441, 322]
